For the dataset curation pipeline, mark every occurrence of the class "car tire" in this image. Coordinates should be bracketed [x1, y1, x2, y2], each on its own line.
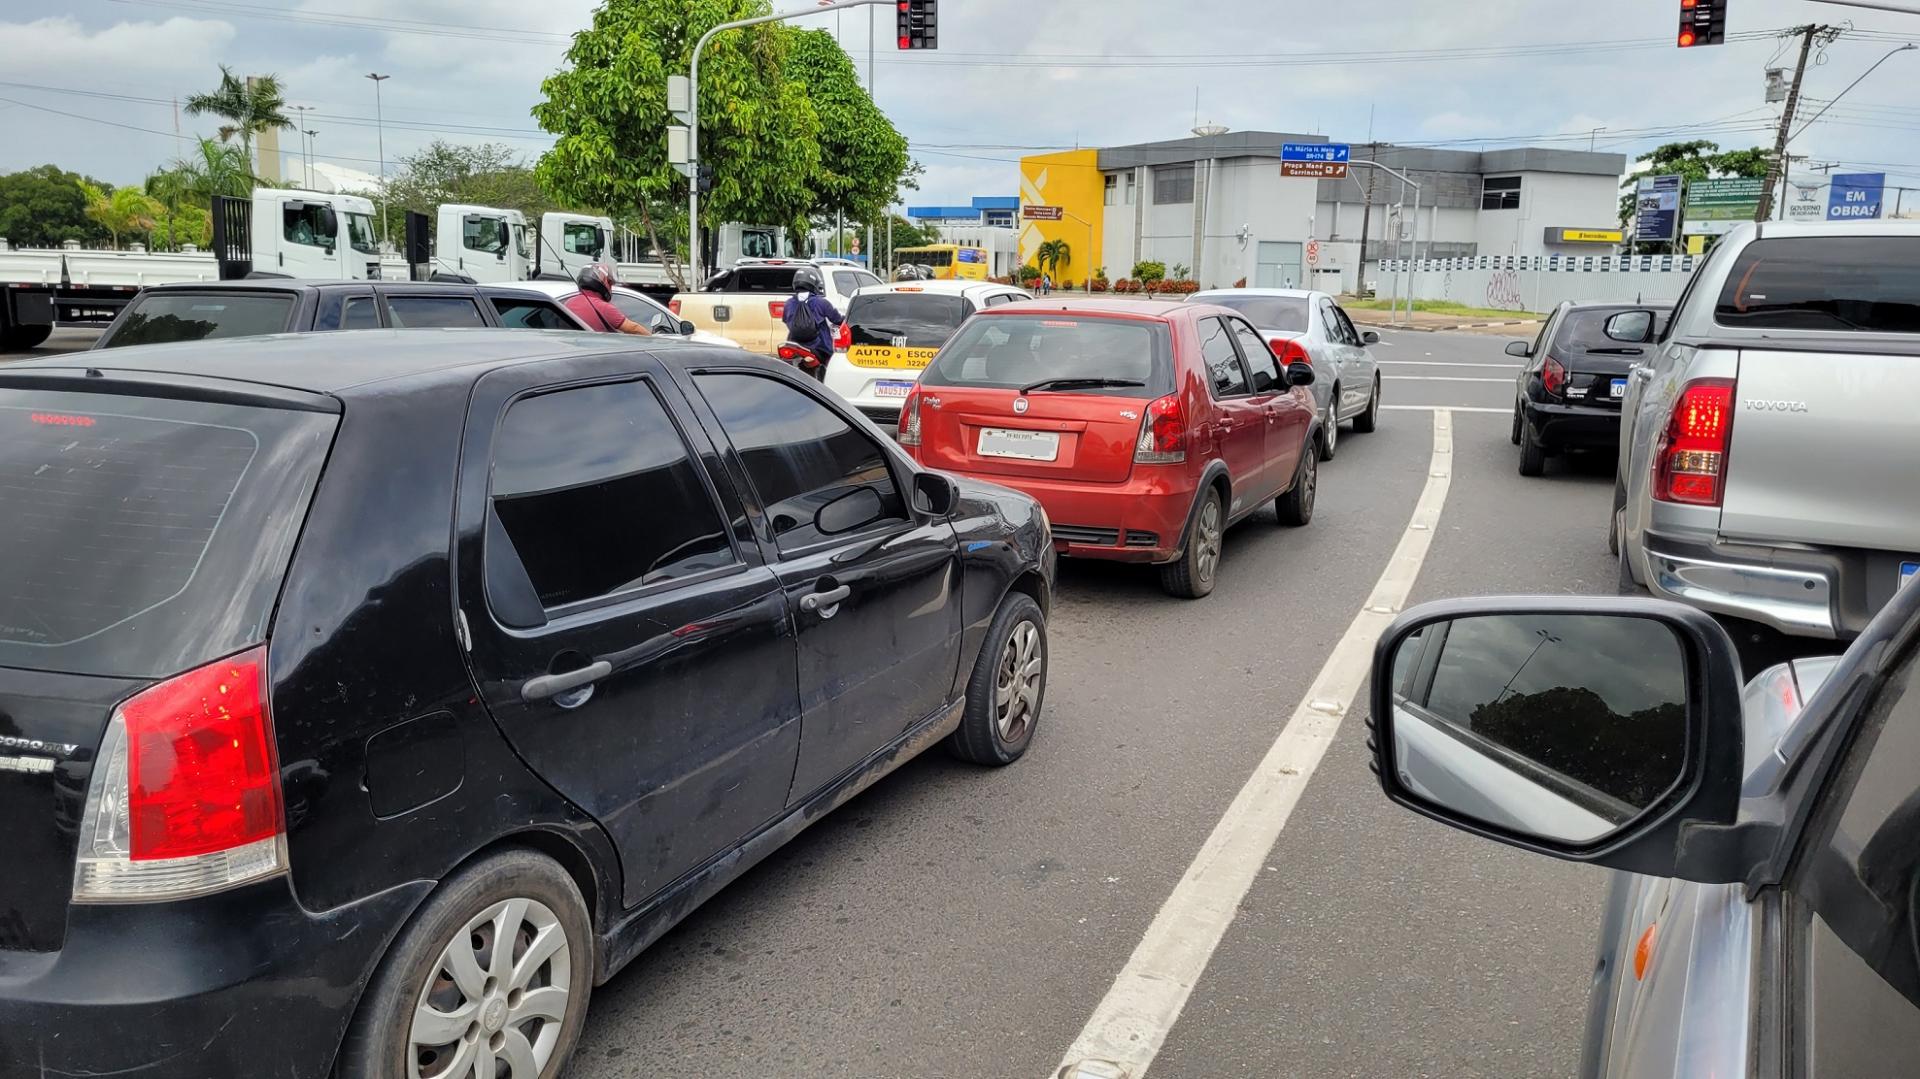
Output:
[1, 323, 52, 351]
[1518, 429, 1547, 477]
[337, 849, 593, 1079]
[947, 592, 1048, 765]
[1320, 394, 1339, 460]
[1160, 488, 1223, 600]
[1352, 374, 1380, 433]
[1275, 445, 1317, 527]
[1510, 401, 1524, 446]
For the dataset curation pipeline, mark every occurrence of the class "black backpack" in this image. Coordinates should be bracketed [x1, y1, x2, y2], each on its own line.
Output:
[786, 292, 819, 341]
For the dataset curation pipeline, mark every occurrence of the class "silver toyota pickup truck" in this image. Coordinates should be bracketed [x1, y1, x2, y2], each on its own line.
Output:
[1612, 220, 1920, 641]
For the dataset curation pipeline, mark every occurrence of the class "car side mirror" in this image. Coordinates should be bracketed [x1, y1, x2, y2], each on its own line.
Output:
[1361, 330, 1380, 346]
[815, 486, 886, 536]
[1504, 341, 1532, 359]
[678, 319, 696, 336]
[912, 470, 960, 517]
[1369, 597, 1747, 881]
[1604, 310, 1655, 344]
[1286, 361, 1315, 387]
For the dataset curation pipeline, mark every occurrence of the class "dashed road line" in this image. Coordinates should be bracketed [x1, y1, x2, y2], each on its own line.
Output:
[1384, 375, 1511, 383]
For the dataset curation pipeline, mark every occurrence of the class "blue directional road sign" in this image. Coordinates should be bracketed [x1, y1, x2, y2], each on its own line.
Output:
[1827, 173, 1886, 221]
[1281, 143, 1351, 163]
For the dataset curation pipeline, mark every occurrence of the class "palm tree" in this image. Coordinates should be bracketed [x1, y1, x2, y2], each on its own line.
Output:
[77, 182, 162, 250]
[172, 136, 258, 201]
[184, 65, 293, 171]
[1037, 238, 1072, 283]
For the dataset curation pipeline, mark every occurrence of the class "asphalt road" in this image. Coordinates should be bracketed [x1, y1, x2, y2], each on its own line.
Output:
[564, 327, 1620, 1078]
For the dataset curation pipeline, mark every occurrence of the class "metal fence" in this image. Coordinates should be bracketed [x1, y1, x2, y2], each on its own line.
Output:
[1370, 254, 1700, 312]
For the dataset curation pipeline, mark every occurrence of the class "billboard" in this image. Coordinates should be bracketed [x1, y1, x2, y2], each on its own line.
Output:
[1634, 175, 1683, 243]
[1786, 181, 1825, 222]
[1685, 177, 1764, 235]
[1828, 173, 1886, 220]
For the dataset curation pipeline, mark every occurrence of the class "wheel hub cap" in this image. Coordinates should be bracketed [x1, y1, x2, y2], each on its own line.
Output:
[408, 897, 572, 1079]
[995, 620, 1043, 742]
[481, 997, 508, 1034]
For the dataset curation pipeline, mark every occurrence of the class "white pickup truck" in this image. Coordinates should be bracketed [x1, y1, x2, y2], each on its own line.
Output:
[670, 258, 882, 355]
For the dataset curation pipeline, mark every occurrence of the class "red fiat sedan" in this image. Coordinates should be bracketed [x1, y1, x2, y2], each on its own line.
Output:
[900, 299, 1319, 598]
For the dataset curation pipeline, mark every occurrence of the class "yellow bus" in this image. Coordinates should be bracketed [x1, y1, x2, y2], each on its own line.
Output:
[893, 244, 989, 281]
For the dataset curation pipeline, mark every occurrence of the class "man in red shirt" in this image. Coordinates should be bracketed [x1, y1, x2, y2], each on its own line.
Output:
[564, 264, 650, 334]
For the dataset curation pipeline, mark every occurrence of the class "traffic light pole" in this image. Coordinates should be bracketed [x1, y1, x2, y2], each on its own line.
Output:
[1349, 160, 1421, 324]
[687, 0, 895, 288]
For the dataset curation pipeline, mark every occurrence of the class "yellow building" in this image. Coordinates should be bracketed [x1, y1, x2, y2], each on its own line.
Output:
[1017, 149, 1104, 284]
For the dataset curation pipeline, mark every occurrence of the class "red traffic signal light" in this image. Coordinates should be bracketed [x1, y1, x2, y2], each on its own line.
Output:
[1677, 0, 1726, 48]
[897, 0, 937, 50]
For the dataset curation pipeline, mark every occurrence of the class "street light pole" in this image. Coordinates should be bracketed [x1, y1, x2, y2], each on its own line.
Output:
[366, 73, 391, 246]
[688, 0, 891, 287]
[288, 105, 314, 186]
[304, 130, 319, 189]
[1349, 159, 1421, 324]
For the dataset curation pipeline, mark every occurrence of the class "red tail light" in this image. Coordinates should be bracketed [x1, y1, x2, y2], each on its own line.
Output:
[899, 390, 923, 446]
[1134, 393, 1188, 464]
[1269, 337, 1311, 368]
[1541, 355, 1569, 397]
[73, 646, 287, 901]
[1655, 378, 1735, 506]
[776, 343, 810, 363]
[769, 300, 787, 319]
[668, 299, 681, 315]
[834, 319, 852, 351]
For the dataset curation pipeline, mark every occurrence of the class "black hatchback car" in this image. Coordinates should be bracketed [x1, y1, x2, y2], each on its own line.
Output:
[1507, 301, 1671, 476]
[0, 330, 1053, 1078]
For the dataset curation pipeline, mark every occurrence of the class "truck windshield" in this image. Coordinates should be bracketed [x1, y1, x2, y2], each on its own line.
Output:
[347, 212, 378, 254]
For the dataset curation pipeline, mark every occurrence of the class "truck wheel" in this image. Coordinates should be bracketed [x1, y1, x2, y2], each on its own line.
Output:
[337, 849, 593, 1079]
[2, 324, 52, 351]
[946, 593, 1047, 765]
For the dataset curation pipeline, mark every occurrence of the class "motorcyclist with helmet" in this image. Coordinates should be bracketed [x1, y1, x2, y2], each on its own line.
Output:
[781, 266, 843, 382]
[564, 264, 650, 334]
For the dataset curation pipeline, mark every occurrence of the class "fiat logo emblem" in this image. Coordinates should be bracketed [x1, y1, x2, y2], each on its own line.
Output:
[1013, 398, 1030, 414]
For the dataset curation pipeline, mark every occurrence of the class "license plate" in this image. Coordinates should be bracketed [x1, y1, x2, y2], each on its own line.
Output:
[1609, 378, 1627, 399]
[874, 380, 914, 399]
[977, 427, 1060, 462]
[1901, 561, 1918, 590]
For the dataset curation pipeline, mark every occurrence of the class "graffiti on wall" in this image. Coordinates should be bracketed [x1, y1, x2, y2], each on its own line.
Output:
[1485, 268, 1524, 311]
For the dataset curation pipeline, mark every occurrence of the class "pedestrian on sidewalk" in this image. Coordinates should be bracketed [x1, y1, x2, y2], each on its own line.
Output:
[1040, 272, 1053, 297]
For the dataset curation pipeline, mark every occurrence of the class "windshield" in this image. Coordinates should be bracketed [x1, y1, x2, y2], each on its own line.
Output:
[347, 212, 378, 254]
[919, 314, 1173, 397]
[100, 293, 295, 347]
[848, 293, 969, 348]
[1716, 236, 1920, 333]
[1197, 294, 1310, 333]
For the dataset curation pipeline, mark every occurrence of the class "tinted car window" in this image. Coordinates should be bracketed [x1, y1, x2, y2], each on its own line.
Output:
[489, 380, 735, 610]
[1200, 317, 1250, 397]
[341, 296, 380, 329]
[1198, 295, 1309, 333]
[0, 388, 333, 677]
[1419, 615, 1687, 808]
[492, 297, 577, 330]
[1553, 308, 1667, 352]
[101, 293, 294, 347]
[693, 373, 906, 549]
[1320, 299, 1357, 345]
[709, 267, 800, 293]
[920, 314, 1173, 398]
[848, 293, 969, 348]
[1231, 320, 1281, 392]
[833, 271, 862, 297]
[388, 296, 486, 328]
[1717, 236, 1920, 333]
[609, 292, 676, 333]
[283, 203, 331, 248]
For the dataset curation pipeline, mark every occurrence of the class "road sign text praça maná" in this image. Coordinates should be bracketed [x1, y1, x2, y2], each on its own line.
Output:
[1280, 161, 1349, 179]
[1827, 173, 1886, 221]
[1021, 205, 1064, 221]
[1280, 142, 1350, 163]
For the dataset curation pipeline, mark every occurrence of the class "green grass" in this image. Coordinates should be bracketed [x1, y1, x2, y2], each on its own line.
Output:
[1343, 298, 1542, 320]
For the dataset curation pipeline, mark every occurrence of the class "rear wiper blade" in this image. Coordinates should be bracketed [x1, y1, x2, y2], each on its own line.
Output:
[1021, 377, 1147, 394]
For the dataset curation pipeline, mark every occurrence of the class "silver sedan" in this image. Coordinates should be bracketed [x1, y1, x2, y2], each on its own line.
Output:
[1187, 288, 1381, 459]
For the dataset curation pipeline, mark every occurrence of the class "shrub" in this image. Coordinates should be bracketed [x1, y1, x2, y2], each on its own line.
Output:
[1131, 260, 1166, 283]
[1089, 277, 1108, 293]
[1233, 276, 1248, 288]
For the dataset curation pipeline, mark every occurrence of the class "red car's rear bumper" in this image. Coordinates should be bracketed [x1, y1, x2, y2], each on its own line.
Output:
[936, 465, 1196, 564]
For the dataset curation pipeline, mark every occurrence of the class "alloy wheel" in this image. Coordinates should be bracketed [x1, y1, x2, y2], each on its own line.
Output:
[1195, 497, 1223, 586]
[409, 898, 573, 1079]
[1300, 450, 1318, 518]
[1323, 403, 1338, 454]
[995, 620, 1044, 742]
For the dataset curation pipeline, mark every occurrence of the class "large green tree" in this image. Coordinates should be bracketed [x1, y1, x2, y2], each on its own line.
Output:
[184, 65, 294, 170]
[372, 139, 554, 236]
[78, 181, 162, 250]
[533, 0, 822, 286]
[0, 165, 113, 247]
[784, 29, 908, 226]
[1619, 140, 1772, 251]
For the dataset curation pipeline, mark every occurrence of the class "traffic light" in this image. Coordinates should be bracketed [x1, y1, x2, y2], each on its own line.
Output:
[697, 164, 714, 196]
[1677, 0, 1727, 47]
[897, 0, 937, 50]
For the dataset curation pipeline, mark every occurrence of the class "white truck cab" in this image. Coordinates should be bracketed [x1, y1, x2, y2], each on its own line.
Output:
[252, 189, 381, 279]
[431, 204, 530, 283]
[534, 212, 614, 281]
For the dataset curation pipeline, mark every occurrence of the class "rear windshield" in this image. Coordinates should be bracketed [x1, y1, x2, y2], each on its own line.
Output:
[1717, 236, 1920, 333]
[919, 314, 1173, 397]
[848, 293, 969, 349]
[100, 292, 294, 348]
[0, 388, 334, 677]
[1195, 295, 1309, 333]
[706, 267, 799, 293]
[1554, 308, 1671, 352]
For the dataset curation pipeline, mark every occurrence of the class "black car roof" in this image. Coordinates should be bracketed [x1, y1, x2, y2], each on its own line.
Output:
[0, 328, 753, 396]
[133, 279, 525, 295]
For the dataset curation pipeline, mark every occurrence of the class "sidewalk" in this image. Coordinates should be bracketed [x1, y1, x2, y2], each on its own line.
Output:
[1344, 307, 1541, 335]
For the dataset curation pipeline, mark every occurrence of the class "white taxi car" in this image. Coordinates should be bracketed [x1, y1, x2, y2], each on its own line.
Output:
[824, 279, 1030, 427]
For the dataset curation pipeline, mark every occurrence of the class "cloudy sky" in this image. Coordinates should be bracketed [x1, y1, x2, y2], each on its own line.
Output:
[4, 0, 1920, 206]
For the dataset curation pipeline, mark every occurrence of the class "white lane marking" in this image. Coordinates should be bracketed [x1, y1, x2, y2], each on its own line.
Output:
[1385, 404, 1508, 414]
[1385, 375, 1511, 383]
[1378, 360, 1519, 369]
[1054, 411, 1455, 1079]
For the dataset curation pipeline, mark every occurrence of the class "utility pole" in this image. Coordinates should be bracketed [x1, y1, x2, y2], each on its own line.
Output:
[1756, 26, 1827, 222]
[1354, 164, 1377, 298]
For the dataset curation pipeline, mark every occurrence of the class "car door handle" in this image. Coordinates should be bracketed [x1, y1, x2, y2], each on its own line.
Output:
[800, 585, 852, 616]
[521, 661, 612, 704]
